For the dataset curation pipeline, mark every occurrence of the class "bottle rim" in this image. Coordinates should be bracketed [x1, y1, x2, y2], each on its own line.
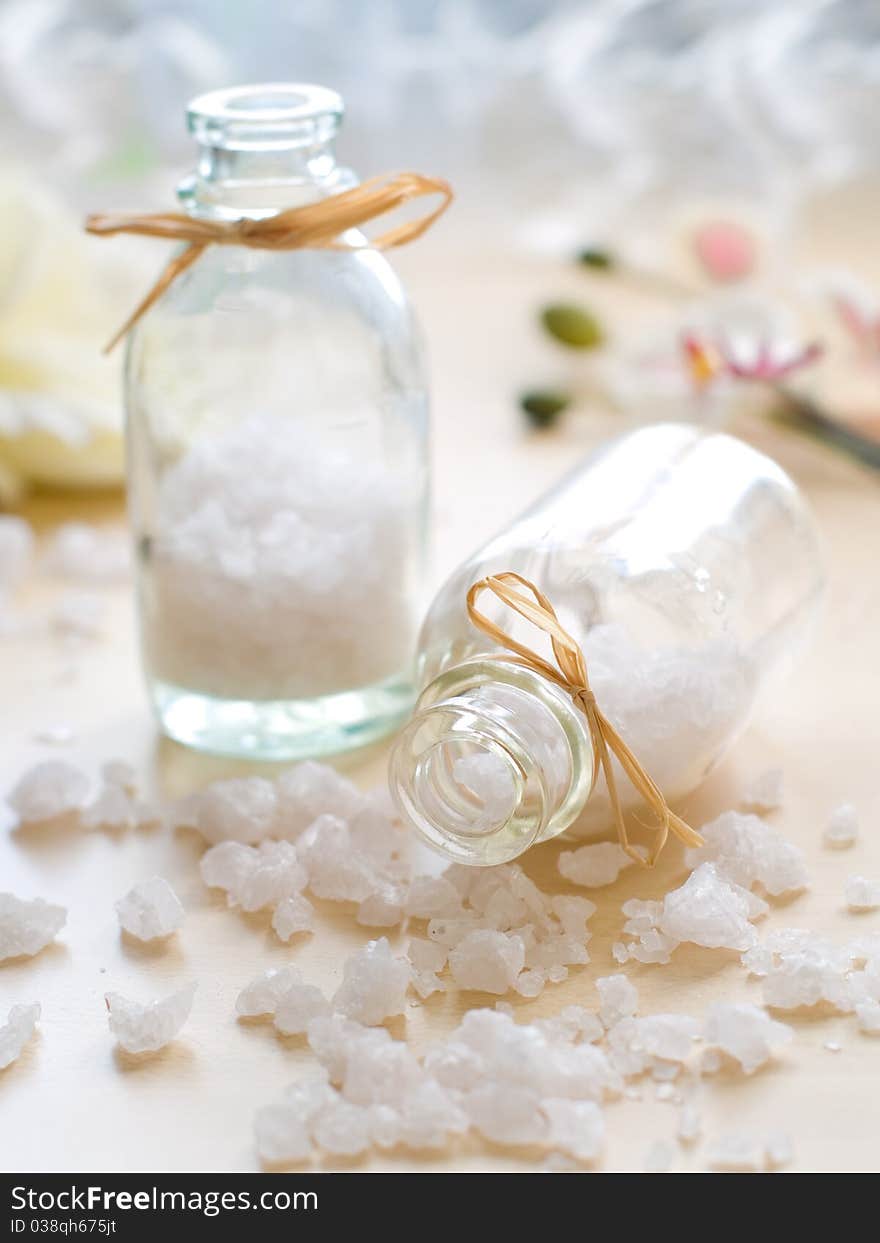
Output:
[186, 83, 344, 151]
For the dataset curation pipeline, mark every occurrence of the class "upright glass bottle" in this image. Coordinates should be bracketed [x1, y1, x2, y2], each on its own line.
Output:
[125, 84, 429, 759]
[391, 424, 823, 865]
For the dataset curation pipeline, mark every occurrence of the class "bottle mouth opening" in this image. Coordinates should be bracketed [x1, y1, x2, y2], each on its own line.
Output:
[389, 701, 552, 866]
[187, 83, 343, 151]
[416, 737, 523, 841]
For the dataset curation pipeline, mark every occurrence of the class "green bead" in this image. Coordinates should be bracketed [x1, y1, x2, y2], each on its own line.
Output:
[541, 303, 604, 349]
[576, 246, 614, 270]
[520, 389, 570, 428]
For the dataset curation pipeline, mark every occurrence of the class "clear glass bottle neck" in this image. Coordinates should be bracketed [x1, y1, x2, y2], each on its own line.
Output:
[177, 83, 357, 220]
[389, 659, 595, 866]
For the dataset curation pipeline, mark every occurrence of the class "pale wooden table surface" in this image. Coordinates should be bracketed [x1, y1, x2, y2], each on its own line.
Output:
[1, 232, 879, 1173]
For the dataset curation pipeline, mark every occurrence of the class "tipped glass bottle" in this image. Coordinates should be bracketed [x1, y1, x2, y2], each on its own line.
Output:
[390, 424, 823, 865]
[125, 84, 428, 759]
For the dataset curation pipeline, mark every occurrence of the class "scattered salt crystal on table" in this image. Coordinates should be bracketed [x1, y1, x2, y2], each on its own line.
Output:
[449, 929, 526, 995]
[332, 938, 410, 1026]
[298, 815, 377, 903]
[0, 893, 66, 960]
[823, 1040, 842, 1053]
[357, 886, 405, 928]
[0, 515, 33, 589]
[597, 974, 639, 1028]
[236, 842, 307, 913]
[313, 1096, 373, 1156]
[855, 1001, 880, 1034]
[739, 767, 783, 814]
[706, 1132, 765, 1172]
[7, 760, 90, 824]
[607, 1015, 699, 1076]
[43, 523, 130, 583]
[845, 875, 880, 913]
[274, 978, 331, 1037]
[115, 877, 184, 941]
[823, 803, 858, 849]
[757, 929, 855, 1012]
[686, 810, 808, 897]
[51, 590, 105, 639]
[0, 1002, 40, 1069]
[764, 1131, 794, 1169]
[105, 981, 196, 1054]
[274, 762, 365, 839]
[542, 1099, 604, 1162]
[102, 760, 137, 793]
[466, 1083, 547, 1146]
[237, 967, 305, 1018]
[200, 841, 256, 899]
[643, 1139, 675, 1173]
[702, 1003, 793, 1074]
[404, 875, 462, 920]
[272, 893, 315, 941]
[254, 1077, 335, 1164]
[195, 777, 279, 845]
[659, 863, 758, 952]
[677, 1102, 701, 1143]
[81, 783, 137, 832]
[557, 841, 634, 888]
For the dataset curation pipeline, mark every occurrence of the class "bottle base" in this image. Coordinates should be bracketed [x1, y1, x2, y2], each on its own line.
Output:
[151, 674, 414, 761]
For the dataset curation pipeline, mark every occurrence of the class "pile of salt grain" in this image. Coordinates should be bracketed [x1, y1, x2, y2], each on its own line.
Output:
[3, 754, 872, 1168]
[144, 413, 418, 701]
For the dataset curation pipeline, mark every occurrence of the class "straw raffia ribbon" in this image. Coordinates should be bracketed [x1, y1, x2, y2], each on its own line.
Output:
[85, 171, 453, 353]
[466, 572, 704, 866]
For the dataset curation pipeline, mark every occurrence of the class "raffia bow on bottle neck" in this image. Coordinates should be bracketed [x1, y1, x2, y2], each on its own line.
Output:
[85, 172, 453, 353]
[466, 571, 704, 866]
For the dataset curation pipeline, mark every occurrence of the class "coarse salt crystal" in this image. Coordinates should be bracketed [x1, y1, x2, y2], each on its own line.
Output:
[43, 523, 129, 583]
[823, 803, 858, 849]
[332, 938, 410, 1026]
[706, 1132, 764, 1172]
[845, 875, 880, 913]
[739, 767, 784, 813]
[448, 929, 526, 995]
[542, 1098, 604, 1161]
[115, 876, 184, 941]
[0, 892, 66, 961]
[855, 1001, 880, 1034]
[0, 1002, 40, 1069]
[298, 815, 377, 903]
[275, 762, 365, 840]
[272, 893, 315, 941]
[51, 590, 105, 639]
[82, 784, 138, 832]
[660, 863, 757, 952]
[702, 1003, 793, 1074]
[686, 810, 808, 897]
[596, 974, 638, 1028]
[557, 841, 634, 889]
[237, 967, 305, 1018]
[254, 1077, 335, 1165]
[677, 1102, 701, 1143]
[7, 760, 90, 824]
[643, 1139, 675, 1172]
[274, 979, 331, 1036]
[0, 515, 33, 590]
[195, 777, 279, 845]
[105, 981, 196, 1054]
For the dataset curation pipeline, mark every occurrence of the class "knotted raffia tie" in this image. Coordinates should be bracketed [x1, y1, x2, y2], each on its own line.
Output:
[466, 571, 704, 866]
[85, 171, 453, 353]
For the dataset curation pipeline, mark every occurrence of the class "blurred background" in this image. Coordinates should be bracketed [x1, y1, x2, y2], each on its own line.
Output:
[1, 0, 879, 501]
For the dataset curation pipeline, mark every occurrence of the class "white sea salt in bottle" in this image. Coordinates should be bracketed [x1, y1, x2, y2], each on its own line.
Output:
[390, 424, 823, 865]
[126, 84, 429, 758]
